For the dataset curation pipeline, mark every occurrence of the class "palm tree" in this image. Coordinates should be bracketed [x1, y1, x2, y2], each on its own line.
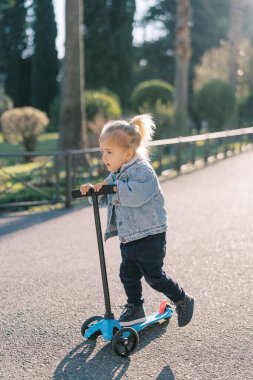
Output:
[174, 0, 192, 136]
[59, 0, 87, 150]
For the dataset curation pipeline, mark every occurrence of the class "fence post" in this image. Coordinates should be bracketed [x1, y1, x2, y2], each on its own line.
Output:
[204, 137, 209, 164]
[232, 136, 236, 155]
[176, 141, 182, 174]
[54, 153, 61, 203]
[191, 141, 196, 165]
[65, 150, 72, 208]
[156, 145, 163, 175]
[223, 136, 227, 158]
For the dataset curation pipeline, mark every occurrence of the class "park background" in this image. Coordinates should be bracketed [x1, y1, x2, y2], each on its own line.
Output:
[0, 2, 253, 377]
[0, 0, 253, 211]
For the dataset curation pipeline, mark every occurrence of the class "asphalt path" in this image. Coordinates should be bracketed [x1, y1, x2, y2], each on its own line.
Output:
[0, 151, 253, 380]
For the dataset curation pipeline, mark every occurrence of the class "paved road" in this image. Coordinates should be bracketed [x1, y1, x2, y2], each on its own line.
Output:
[0, 151, 253, 380]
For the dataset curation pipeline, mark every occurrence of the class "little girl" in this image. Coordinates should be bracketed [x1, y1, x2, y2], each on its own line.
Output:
[80, 114, 194, 327]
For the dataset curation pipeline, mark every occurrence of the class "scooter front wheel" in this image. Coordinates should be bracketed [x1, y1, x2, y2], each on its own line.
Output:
[112, 327, 139, 357]
[81, 316, 103, 340]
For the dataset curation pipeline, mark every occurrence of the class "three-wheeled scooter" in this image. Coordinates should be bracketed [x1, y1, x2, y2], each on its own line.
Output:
[72, 185, 173, 357]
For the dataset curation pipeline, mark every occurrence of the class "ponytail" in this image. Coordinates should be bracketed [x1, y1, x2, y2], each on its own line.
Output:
[130, 114, 156, 147]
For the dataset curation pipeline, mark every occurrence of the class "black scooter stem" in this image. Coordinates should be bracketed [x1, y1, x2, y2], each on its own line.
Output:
[71, 185, 115, 199]
[72, 185, 116, 319]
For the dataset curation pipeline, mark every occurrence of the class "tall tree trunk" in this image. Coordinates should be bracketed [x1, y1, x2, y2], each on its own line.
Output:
[227, 0, 244, 128]
[227, 0, 244, 92]
[59, 0, 87, 150]
[174, 0, 191, 136]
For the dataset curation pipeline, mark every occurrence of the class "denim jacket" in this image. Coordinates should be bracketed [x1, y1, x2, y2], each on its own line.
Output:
[94, 155, 168, 243]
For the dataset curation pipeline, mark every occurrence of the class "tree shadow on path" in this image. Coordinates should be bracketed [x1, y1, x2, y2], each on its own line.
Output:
[53, 320, 175, 380]
[156, 366, 175, 379]
[0, 206, 84, 237]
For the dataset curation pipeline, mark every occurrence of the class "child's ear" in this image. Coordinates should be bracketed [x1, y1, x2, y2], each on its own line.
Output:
[127, 148, 135, 160]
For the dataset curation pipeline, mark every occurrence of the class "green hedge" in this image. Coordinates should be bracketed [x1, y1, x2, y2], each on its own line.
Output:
[193, 79, 236, 131]
[131, 79, 173, 113]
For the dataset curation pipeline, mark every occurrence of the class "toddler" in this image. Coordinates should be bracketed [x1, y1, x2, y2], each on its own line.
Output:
[80, 114, 194, 327]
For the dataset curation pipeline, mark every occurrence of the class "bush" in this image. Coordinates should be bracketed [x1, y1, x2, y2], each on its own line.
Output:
[130, 80, 175, 139]
[84, 90, 122, 146]
[131, 79, 173, 113]
[1, 107, 49, 156]
[193, 79, 236, 131]
[238, 91, 253, 127]
[0, 94, 13, 132]
[85, 90, 121, 122]
[154, 103, 177, 139]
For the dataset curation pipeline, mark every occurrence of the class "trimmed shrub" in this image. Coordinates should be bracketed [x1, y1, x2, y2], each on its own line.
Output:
[1, 107, 49, 155]
[84, 90, 122, 146]
[131, 79, 173, 112]
[193, 79, 236, 131]
[238, 91, 253, 127]
[85, 90, 121, 122]
[154, 103, 176, 139]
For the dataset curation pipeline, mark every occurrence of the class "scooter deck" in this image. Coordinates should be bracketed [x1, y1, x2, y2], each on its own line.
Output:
[84, 307, 173, 341]
[122, 307, 173, 333]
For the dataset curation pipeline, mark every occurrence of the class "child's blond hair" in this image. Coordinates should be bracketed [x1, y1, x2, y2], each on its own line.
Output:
[99, 114, 156, 159]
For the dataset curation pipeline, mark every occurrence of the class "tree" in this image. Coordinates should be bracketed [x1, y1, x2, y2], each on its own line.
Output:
[227, 0, 244, 93]
[138, 0, 231, 93]
[84, 0, 136, 109]
[133, 40, 174, 87]
[193, 39, 253, 102]
[31, 0, 59, 114]
[0, 0, 27, 106]
[226, 0, 245, 128]
[0, 0, 15, 18]
[193, 79, 236, 131]
[84, 0, 110, 90]
[59, 0, 87, 150]
[174, 0, 192, 136]
[190, 0, 230, 67]
[107, 0, 136, 108]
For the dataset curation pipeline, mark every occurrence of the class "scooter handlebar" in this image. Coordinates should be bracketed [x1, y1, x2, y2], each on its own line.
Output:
[71, 185, 116, 199]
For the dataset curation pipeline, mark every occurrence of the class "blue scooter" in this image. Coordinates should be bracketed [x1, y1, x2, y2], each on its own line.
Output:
[72, 185, 173, 357]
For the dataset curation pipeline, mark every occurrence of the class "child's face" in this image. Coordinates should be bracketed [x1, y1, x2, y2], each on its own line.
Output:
[100, 139, 134, 172]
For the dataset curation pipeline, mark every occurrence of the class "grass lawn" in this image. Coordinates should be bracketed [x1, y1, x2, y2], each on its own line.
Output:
[0, 132, 59, 153]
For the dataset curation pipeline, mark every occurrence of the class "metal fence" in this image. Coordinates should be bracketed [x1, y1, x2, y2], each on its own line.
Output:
[1, 127, 253, 211]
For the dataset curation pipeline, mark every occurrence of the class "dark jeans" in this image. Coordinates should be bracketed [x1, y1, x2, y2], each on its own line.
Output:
[119, 232, 185, 305]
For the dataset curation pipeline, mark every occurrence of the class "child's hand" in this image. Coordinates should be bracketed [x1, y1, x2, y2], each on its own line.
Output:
[93, 181, 107, 192]
[80, 183, 93, 195]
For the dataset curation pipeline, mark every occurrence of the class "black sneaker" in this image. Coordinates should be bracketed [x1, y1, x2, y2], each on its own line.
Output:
[118, 303, 146, 326]
[175, 294, 195, 327]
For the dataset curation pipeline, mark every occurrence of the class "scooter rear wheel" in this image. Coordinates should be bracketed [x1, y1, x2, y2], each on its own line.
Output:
[112, 327, 139, 357]
[81, 316, 103, 340]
